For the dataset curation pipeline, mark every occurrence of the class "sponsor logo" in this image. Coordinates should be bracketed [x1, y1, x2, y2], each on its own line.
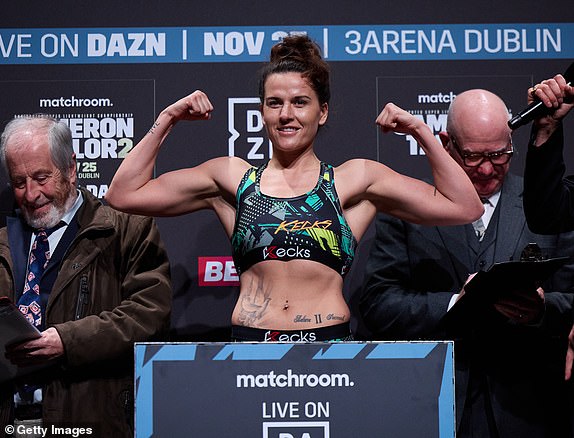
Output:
[262, 246, 311, 260]
[417, 91, 457, 104]
[87, 32, 166, 57]
[39, 96, 114, 108]
[264, 331, 317, 343]
[198, 256, 240, 287]
[263, 422, 330, 438]
[228, 97, 271, 161]
[275, 220, 332, 234]
[237, 369, 351, 388]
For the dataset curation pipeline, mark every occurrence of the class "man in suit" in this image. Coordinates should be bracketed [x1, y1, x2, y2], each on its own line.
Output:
[0, 115, 172, 437]
[360, 89, 574, 438]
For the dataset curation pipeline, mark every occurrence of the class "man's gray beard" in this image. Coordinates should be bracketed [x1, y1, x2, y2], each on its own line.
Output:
[24, 188, 77, 229]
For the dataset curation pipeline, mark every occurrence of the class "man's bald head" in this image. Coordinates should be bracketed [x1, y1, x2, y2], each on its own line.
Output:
[441, 89, 513, 200]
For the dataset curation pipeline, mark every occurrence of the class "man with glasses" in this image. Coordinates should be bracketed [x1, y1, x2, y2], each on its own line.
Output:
[360, 89, 574, 438]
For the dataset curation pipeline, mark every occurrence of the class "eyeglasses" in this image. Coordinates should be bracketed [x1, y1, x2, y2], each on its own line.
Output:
[449, 135, 514, 167]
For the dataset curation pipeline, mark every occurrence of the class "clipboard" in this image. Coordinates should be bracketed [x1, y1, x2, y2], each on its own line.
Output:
[0, 296, 42, 383]
[442, 255, 570, 330]
[463, 256, 571, 298]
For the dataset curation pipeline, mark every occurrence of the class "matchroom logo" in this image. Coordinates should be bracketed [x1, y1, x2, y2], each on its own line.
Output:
[198, 256, 240, 287]
[263, 421, 330, 438]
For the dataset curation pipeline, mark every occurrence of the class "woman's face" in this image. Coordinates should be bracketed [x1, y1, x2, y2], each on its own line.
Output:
[261, 72, 328, 154]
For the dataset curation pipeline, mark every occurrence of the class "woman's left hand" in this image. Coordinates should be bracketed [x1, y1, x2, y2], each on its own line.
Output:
[376, 102, 422, 135]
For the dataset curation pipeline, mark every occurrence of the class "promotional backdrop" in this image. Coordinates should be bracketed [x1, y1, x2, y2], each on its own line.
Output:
[2, 1, 574, 339]
[135, 341, 455, 437]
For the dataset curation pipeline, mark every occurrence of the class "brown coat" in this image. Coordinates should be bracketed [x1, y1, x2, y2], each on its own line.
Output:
[0, 188, 172, 437]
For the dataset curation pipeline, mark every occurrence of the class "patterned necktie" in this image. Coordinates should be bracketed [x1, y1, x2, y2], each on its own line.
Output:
[18, 226, 59, 330]
[472, 198, 491, 241]
[472, 217, 486, 241]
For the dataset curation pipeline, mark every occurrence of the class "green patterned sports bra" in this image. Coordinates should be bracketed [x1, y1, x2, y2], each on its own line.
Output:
[231, 162, 357, 276]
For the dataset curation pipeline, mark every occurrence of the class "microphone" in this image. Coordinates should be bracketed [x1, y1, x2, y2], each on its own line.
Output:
[508, 60, 574, 130]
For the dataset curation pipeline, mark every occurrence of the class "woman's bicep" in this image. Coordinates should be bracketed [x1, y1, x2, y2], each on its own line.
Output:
[106, 158, 234, 216]
[360, 161, 456, 224]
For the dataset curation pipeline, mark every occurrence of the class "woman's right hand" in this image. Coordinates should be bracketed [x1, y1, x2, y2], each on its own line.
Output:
[165, 90, 214, 122]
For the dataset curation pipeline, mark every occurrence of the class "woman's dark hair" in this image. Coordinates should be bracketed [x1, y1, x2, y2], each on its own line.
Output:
[258, 35, 330, 105]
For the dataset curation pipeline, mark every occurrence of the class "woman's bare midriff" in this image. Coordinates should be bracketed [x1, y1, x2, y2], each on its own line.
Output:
[231, 260, 350, 330]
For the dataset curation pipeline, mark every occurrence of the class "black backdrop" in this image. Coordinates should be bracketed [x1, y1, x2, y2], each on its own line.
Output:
[1, 1, 574, 340]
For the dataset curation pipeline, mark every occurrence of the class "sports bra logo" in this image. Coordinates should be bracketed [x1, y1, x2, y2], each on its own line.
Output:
[275, 219, 332, 234]
[263, 246, 311, 260]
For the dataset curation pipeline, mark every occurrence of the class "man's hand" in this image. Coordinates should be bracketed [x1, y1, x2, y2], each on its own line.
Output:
[493, 287, 545, 324]
[530, 74, 574, 145]
[5, 327, 64, 367]
[455, 273, 478, 303]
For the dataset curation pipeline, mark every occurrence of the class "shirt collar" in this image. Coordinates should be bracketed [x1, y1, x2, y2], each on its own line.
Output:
[59, 189, 84, 226]
[482, 190, 501, 209]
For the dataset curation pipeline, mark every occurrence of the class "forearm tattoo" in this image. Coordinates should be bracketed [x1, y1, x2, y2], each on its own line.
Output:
[148, 120, 160, 135]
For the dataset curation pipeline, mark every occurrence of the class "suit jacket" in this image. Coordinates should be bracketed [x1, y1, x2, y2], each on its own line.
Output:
[524, 123, 574, 233]
[360, 173, 574, 438]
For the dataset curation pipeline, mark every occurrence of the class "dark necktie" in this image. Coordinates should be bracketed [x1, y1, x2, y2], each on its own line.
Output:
[17, 224, 63, 330]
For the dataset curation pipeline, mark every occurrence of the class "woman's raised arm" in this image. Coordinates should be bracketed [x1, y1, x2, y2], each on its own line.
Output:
[365, 103, 483, 226]
[106, 91, 237, 216]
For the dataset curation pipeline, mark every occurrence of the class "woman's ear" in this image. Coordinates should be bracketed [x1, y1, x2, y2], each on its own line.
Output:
[319, 103, 329, 126]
